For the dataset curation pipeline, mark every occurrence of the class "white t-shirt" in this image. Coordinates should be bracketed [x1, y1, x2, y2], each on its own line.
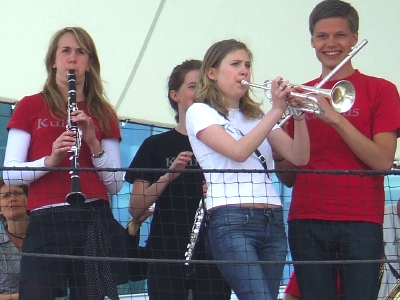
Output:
[186, 103, 281, 210]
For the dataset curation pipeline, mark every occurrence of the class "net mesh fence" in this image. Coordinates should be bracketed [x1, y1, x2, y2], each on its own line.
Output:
[1, 166, 400, 299]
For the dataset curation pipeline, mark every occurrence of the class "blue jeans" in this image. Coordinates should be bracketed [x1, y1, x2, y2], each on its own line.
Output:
[288, 219, 383, 300]
[207, 206, 287, 300]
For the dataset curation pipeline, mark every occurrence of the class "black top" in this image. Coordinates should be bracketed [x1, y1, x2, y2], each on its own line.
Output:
[125, 129, 207, 259]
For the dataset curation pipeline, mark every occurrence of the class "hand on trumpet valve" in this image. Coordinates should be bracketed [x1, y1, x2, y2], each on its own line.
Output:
[278, 82, 287, 92]
[287, 107, 304, 116]
[310, 94, 345, 124]
[270, 76, 292, 112]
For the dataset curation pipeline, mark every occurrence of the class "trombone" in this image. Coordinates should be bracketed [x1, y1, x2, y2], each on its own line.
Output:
[241, 79, 356, 116]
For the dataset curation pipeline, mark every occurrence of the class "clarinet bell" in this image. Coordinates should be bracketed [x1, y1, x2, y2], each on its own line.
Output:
[66, 191, 86, 206]
[66, 176, 86, 206]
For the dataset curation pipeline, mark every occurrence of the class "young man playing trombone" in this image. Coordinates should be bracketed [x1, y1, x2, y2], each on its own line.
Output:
[276, 0, 400, 299]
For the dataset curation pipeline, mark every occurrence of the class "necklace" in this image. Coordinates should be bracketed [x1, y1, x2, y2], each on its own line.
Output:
[6, 227, 26, 239]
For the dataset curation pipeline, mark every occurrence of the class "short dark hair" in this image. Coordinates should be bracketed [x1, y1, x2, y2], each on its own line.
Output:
[309, 0, 359, 34]
[0, 180, 28, 197]
[0, 179, 29, 224]
[167, 60, 202, 123]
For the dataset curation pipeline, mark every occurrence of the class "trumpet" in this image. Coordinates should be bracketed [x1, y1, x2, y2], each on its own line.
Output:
[245, 39, 368, 126]
[241, 79, 355, 116]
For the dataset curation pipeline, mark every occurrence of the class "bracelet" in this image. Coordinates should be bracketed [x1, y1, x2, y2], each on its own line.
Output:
[91, 148, 105, 158]
[273, 157, 285, 162]
[293, 116, 305, 121]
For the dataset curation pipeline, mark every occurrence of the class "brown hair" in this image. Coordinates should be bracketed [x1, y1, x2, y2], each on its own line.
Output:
[309, 0, 359, 34]
[0, 180, 28, 224]
[195, 39, 264, 119]
[167, 60, 202, 123]
[42, 27, 118, 134]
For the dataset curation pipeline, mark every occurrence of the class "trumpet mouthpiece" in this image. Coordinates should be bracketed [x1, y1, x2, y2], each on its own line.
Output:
[241, 79, 249, 86]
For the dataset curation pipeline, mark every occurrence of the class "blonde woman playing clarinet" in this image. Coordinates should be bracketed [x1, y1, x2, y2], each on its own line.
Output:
[3, 27, 127, 300]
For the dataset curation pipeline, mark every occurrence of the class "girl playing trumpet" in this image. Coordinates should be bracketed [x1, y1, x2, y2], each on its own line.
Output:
[186, 39, 310, 300]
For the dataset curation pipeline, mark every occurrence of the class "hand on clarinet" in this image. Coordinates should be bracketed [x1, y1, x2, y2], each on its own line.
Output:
[45, 131, 76, 167]
[71, 109, 98, 147]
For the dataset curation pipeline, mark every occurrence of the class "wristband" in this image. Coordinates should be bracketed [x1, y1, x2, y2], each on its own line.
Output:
[293, 116, 305, 121]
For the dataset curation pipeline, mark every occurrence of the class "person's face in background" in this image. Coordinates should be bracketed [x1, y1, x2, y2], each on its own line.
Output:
[52, 32, 92, 88]
[207, 49, 250, 106]
[311, 17, 358, 73]
[170, 69, 199, 113]
[0, 185, 27, 221]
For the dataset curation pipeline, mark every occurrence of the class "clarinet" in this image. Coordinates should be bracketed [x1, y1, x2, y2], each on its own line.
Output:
[65, 70, 86, 206]
[184, 198, 205, 277]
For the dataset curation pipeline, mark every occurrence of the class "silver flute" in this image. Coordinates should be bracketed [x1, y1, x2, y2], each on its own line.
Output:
[184, 198, 205, 277]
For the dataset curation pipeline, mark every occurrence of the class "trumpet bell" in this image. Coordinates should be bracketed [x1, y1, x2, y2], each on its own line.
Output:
[330, 80, 355, 113]
[242, 79, 356, 115]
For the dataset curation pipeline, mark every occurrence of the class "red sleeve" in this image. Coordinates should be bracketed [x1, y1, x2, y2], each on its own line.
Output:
[7, 94, 44, 134]
[370, 78, 400, 137]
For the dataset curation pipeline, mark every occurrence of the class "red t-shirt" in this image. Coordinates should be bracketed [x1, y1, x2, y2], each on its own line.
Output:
[287, 70, 400, 224]
[7, 93, 121, 210]
[284, 271, 301, 298]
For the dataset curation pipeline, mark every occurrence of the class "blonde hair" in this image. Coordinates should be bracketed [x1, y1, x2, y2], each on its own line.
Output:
[195, 39, 264, 119]
[42, 27, 118, 134]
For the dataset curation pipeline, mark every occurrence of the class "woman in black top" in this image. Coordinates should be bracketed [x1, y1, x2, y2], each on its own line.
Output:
[124, 60, 231, 300]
